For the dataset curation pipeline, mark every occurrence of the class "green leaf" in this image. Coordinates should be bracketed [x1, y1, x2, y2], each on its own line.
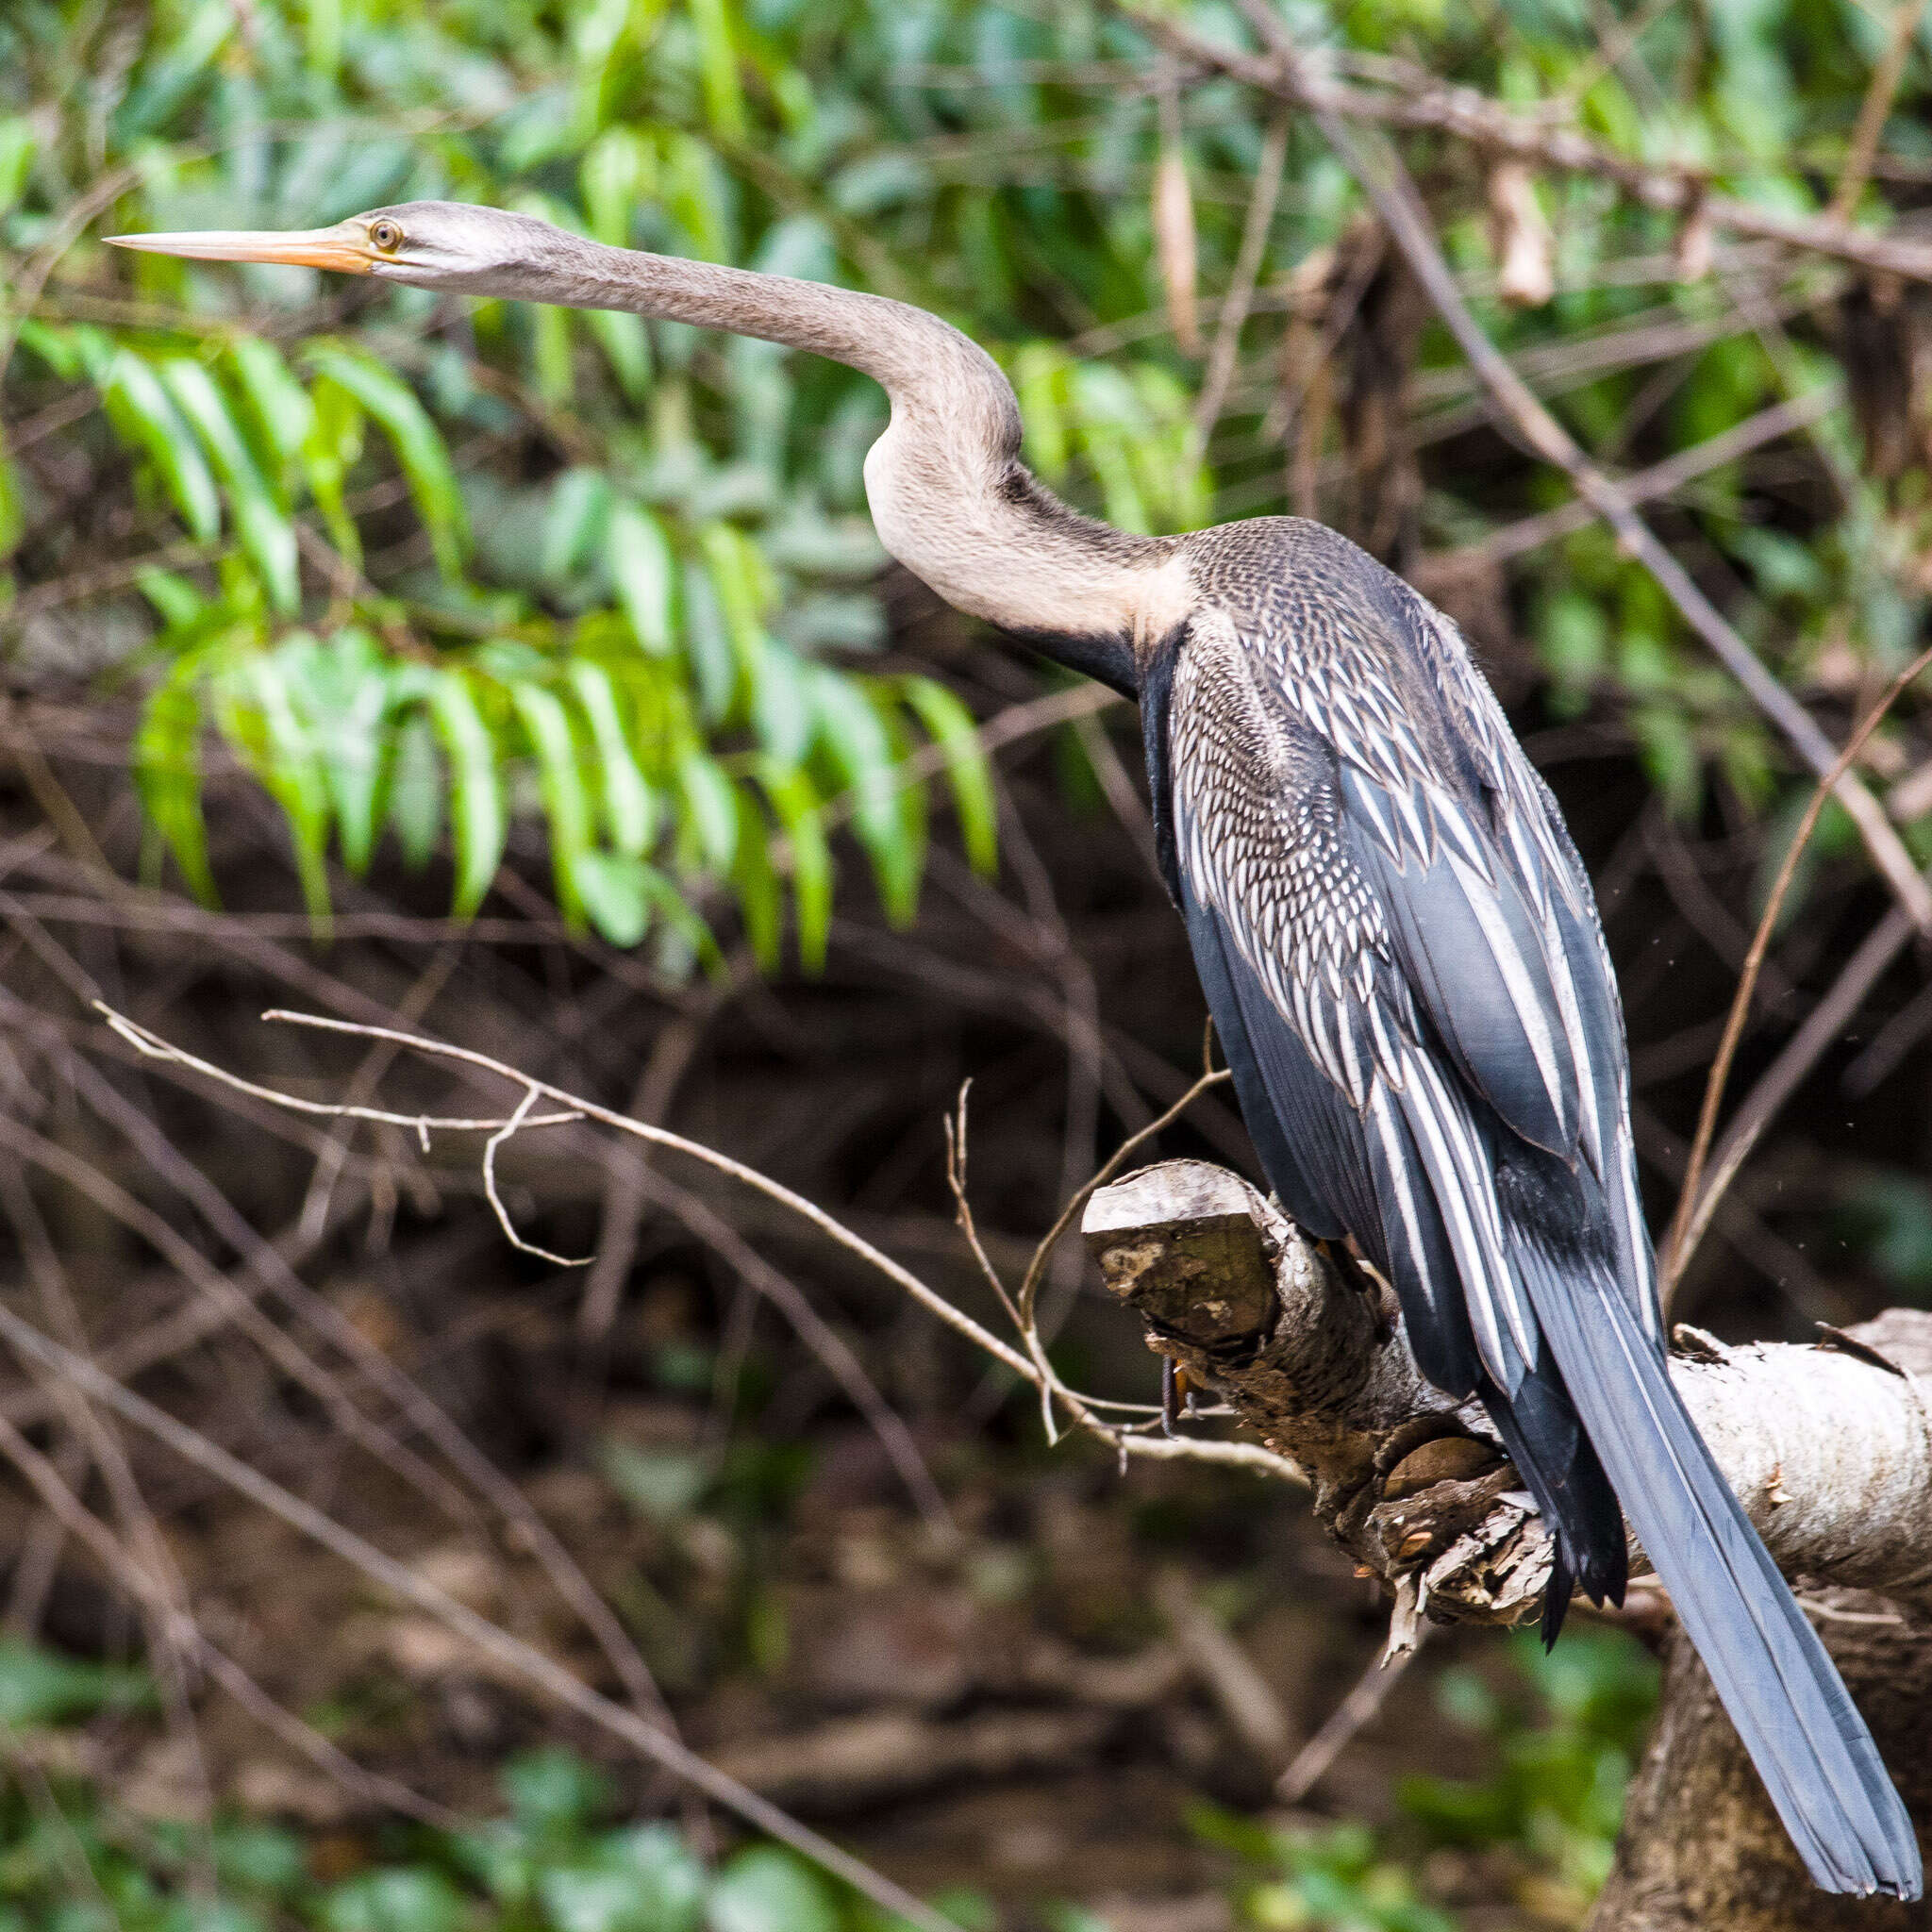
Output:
[510, 679, 594, 925]
[731, 788, 782, 971]
[543, 468, 611, 588]
[899, 676, 996, 875]
[813, 669, 916, 924]
[0, 440, 21, 563]
[288, 628, 391, 874]
[158, 358, 300, 614]
[0, 1639, 152, 1728]
[226, 337, 315, 488]
[134, 667, 218, 904]
[304, 375, 365, 565]
[535, 1824, 707, 1932]
[679, 558, 738, 724]
[750, 641, 812, 769]
[676, 749, 740, 874]
[607, 500, 675, 655]
[1012, 342, 1070, 482]
[159, 1902, 269, 1932]
[502, 1747, 611, 1830]
[580, 127, 657, 249]
[707, 1847, 838, 1932]
[755, 760, 831, 972]
[532, 302, 575, 408]
[602, 1826, 707, 1927]
[136, 569, 208, 628]
[689, 0, 748, 140]
[97, 350, 222, 541]
[318, 1870, 467, 1932]
[386, 709, 443, 870]
[428, 672, 508, 917]
[697, 521, 771, 694]
[573, 851, 652, 947]
[540, 1867, 647, 1932]
[567, 660, 656, 857]
[598, 1439, 712, 1521]
[216, 648, 335, 924]
[0, 117, 36, 223]
[306, 345, 470, 579]
[584, 308, 653, 404]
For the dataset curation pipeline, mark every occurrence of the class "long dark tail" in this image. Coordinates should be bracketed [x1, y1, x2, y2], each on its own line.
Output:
[1477, 1355, 1624, 1647]
[1514, 1242, 1921, 1900]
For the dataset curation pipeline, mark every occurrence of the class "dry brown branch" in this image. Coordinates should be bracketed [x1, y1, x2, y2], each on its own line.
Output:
[2, 961, 680, 1732]
[0, 1403, 459, 1831]
[1829, 0, 1932, 220]
[1296, 102, 1932, 939]
[1274, 1630, 1424, 1806]
[707, 1706, 1119, 1813]
[1154, 58, 1203, 355]
[1153, 1568, 1292, 1761]
[1416, 384, 1846, 582]
[99, 1003, 1296, 1486]
[1666, 641, 1932, 1292]
[1192, 105, 1291, 445]
[1117, 1, 1932, 286]
[0, 1302, 958, 1932]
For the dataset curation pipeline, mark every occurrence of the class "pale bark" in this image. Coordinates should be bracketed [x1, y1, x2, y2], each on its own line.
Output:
[1082, 1159, 1932, 1928]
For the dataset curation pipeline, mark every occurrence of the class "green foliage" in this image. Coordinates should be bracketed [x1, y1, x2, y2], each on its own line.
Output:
[1191, 1809, 1455, 1932]
[0, 1639, 154, 1729]
[0, 1625, 1657, 1932]
[8, 0, 1928, 942]
[0, 1705, 979, 1932]
[1399, 1627, 1659, 1914]
[1836, 1171, 1932, 1301]
[1186, 1629, 1657, 1928]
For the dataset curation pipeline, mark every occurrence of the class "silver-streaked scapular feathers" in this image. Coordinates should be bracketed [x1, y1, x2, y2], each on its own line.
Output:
[108, 200, 1921, 1902]
[1148, 517, 1916, 1902]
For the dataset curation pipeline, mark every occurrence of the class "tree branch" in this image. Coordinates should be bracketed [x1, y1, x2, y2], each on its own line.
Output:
[1084, 1159, 1932, 1620]
[1116, 2, 1932, 286]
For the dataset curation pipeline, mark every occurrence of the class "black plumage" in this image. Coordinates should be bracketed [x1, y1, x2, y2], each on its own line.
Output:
[1140, 517, 1919, 1901]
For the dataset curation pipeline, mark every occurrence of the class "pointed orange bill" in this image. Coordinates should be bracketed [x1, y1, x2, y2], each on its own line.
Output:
[104, 223, 375, 275]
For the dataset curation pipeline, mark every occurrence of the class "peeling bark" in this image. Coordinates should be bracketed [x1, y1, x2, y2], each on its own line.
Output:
[1082, 1159, 1932, 1927]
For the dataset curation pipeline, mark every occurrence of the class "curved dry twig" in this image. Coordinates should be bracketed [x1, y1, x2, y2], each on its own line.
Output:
[99, 1003, 1294, 1485]
[1664, 639, 1932, 1293]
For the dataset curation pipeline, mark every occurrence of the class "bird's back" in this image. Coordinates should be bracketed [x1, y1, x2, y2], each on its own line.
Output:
[1146, 514, 1918, 1899]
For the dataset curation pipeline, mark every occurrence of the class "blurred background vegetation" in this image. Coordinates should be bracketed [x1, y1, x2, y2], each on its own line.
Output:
[4, 0, 1932, 1925]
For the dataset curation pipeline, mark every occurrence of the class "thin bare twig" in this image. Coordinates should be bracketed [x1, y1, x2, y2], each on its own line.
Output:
[1274, 1628, 1426, 1805]
[482, 1086, 593, 1268]
[99, 1004, 1294, 1483]
[1114, 1, 1932, 286]
[1192, 105, 1291, 446]
[28, 985, 677, 1733]
[1664, 640, 1932, 1291]
[1828, 0, 1932, 220]
[943, 1083, 1024, 1330]
[1288, 76, 1932, 940]
[0, 1304, 958, 1932]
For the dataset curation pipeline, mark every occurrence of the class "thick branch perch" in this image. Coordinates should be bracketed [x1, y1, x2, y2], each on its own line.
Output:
[1086, 1161, 1932, 1615]
[1084, 1159, 1932, 1925]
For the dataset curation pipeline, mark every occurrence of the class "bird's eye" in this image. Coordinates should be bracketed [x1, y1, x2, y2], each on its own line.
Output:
[370, 220, 403, 252]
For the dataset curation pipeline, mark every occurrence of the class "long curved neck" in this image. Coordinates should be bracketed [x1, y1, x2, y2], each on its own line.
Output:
[486, 231, 1184, 665]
